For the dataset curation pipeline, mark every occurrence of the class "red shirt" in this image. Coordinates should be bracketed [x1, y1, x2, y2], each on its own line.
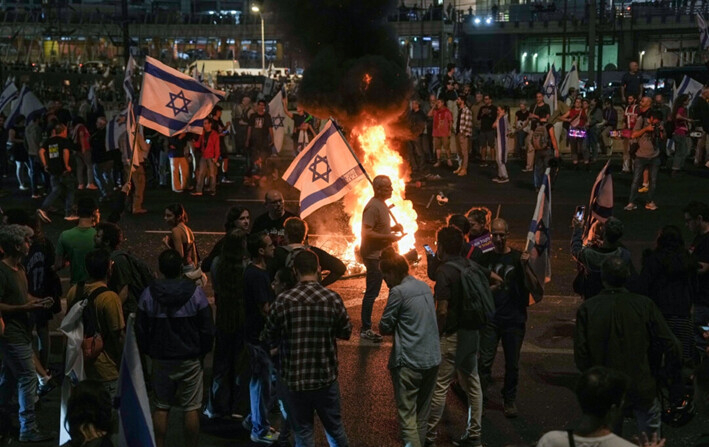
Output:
[194, 130, 220, 159]
[432, 107, 453, 137]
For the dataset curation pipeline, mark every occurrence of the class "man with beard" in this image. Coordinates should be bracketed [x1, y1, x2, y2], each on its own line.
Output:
[478, 218, 539, 418]
[246, 100, 274, 174]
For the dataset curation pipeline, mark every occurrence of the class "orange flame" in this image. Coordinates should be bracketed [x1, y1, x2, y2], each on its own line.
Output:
[343, 125, 418, 265]
[361, 73, 373, 91]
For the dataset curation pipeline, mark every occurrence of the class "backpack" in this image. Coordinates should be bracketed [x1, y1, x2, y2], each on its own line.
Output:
[445, 259, 495, 330]
[531, 124, 549, 151]
[113, 251, 156, 313]
[75, 282, 110, 360]
[283, 244, 306, 269]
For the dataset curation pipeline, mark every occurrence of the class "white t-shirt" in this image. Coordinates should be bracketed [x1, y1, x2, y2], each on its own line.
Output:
[537, 431, 636, 447]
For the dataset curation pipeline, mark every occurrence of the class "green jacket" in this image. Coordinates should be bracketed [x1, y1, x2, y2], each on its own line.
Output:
[574, 287, 681, 406]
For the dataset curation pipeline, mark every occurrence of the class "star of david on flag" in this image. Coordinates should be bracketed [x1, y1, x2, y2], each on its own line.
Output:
[269, 88, 287, 153]
[136, 56, 225, 136]
[282, 119, 366, 218]
[543, 65, 558, 116]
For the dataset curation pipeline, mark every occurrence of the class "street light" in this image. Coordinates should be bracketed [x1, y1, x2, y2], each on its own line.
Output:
[639, 50, 646, 70]
[533, 53, 538, 72]
[251, 5, 265, 76]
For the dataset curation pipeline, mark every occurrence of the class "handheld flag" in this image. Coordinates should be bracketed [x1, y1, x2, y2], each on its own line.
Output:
[58, 299, 89, 444]
[124, 54, 137, 102]
[5, 86, 46, 129]
[282, 119, 366, 218]
[525, 168, 552, 304]
[269, 88, 286, 153]
[117, 315, 156, 447]
[88, 83, 99, 111]
[560, 61, 579, 100]
[495, 114, 510, 179]
[543, 66, 557, 116]
[583, 160, 614, 244]
[699, 14, 709, 50]
[136, 56, 225, 136]
[107, 111, 127, 151]
[673, 75, 703, 106]
[0, 78, 18, 114]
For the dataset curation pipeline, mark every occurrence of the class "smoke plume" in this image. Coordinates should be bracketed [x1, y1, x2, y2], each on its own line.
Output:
[270, 0, 412, 129]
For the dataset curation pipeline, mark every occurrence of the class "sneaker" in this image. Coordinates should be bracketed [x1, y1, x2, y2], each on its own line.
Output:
[190, 192, 203, 196]
[360, 329, 383, 343]
[19, 429, 53, 442]
[221, 178, 234, 184]
[452, 434, 482, 447]
[251, 430, 280, 445]
[19, 185, 29, 191]
[31, 194, 41, 199]
[86, 184, 98, 190]
[638, 185, 649, 193]
[521, 167, 533, 172]
[77, 184, 85, 190]
[503, 401, 519, 418]
[497, 177, 509, 183]
[36, 209, 51, 223]
[624, 203, 637, 211]
[645, 202, 658, 211]
[64, 214, 79, 221]
[433, 161, 441, 168]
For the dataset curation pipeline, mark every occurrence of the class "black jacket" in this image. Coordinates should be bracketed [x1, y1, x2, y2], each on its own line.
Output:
[136, 278, 214, 360]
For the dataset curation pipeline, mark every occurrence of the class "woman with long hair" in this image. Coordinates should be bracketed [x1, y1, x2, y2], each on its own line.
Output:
[202, 205, 250, 274]
[640, 225, 697, 409]
[559, 97, 589, 169]
[204, 230, 250, 420]
[671, 93, 692, 175]
[163, 203, 198, 268]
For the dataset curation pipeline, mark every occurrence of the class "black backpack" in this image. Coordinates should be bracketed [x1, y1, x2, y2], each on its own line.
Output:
[445, 259, 495, 330]
[74, 282, 110, 359]
[113, 251, 156, 312]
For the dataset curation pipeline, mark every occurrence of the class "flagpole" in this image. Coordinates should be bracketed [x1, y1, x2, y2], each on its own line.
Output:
[330, 118, 402, 228]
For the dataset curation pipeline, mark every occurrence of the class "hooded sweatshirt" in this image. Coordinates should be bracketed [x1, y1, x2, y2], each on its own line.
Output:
[136, 278, 214, 360]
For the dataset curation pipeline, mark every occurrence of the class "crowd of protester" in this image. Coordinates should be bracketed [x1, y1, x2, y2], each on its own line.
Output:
[406, 62, 709, 202]
[0, 180, 707, 446]
[0, 62, 708, 447]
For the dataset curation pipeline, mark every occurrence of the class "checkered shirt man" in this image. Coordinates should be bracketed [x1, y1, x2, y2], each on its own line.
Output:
[262, 280, 352, 391]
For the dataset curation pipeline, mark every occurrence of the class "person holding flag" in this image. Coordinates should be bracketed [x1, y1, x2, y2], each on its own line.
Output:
[282, 96, 315, 155]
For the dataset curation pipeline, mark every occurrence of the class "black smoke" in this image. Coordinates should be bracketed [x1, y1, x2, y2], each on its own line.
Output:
[269, 0, 412, 128]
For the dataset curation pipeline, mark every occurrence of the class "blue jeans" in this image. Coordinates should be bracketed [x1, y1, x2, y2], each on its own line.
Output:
[614, 397, 662, 438]
[27, 155, 48, 196]
[533, 149, 551, 189]
[672, 134, 690, 171]
[515, 130, 527, 157]
[0, 341, 38, 435]
[93, 160, 114, 198]
[362, 257, 383, 331]
[41, 173, 76, 216]
[628, 156, 660, 204]
[280, 380, 349, 447]
[246, 343, 275, 437]
[478, 321, 526, 403]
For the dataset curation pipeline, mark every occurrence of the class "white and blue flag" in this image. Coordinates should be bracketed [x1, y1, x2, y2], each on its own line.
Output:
[673, 75, 703, 106]
[107, 111, 127, 151]
[269, 88, 287, 153]
[282, 119, 366, 218]
[698, 14, 709, 50]
[136, 56, 225, 137]
[124, 54, 137, 102]
[526, 168, 552, 304]
[583, 160, 613, 244]
[88, 82, 99, 111]
[543, 66, 557, 116]
[5, 85, 46, 129]
[117, 315, 156, 447]
[0, 78, 18, 114]
[560, 61, 579, 100]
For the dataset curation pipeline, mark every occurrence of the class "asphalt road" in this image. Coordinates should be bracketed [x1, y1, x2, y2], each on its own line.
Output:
[1, 152, 708, 447]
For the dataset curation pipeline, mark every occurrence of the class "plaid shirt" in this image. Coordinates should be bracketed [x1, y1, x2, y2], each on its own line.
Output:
[261, 281, 352, 391]
[456, 105, 473, 137]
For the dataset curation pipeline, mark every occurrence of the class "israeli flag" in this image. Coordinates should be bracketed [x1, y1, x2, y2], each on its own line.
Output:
[88, 83, 99, 111]
[124, 54, 137, 102]
[698, 14, 709, 50]
[560, 62, 579, 100]
[542, 66, 557, 116]
[526, 168, 552, 304]
[136, 56, 225, 137]
[107, 111, 127, 151]
[282, 119, 366, 218]
[5, 85, 46, 129]
[673, 75, 703, 106]
[117, 315, 156, 447]
[0, 78, 18, 114]
[57, 299, 88, 444]
[269, 88, 287, 153]
[583, 160, 614, 244]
